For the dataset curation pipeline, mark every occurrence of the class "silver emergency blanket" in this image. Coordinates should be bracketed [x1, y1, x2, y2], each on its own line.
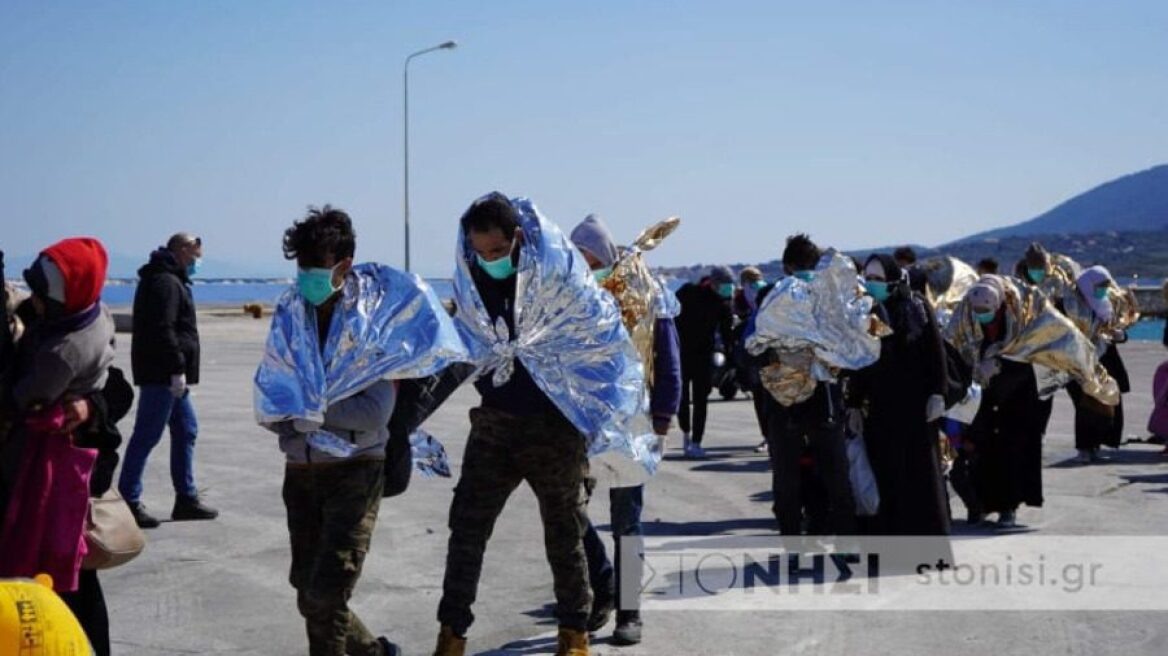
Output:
[411, 429, 452, 478]
[451, 197, 656, 485]
[254, 263, 470, 432]
[746, 250, 885, 405]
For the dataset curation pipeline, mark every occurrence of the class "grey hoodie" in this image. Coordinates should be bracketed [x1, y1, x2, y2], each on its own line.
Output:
[278, 379, 397, 465]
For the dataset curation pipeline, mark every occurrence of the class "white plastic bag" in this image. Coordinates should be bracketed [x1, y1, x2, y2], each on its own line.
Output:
[943, 383, 983, 425]
[846, 432, 880, 517]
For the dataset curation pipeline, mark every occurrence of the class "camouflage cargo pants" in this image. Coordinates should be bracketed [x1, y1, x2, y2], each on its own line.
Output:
[438, 407, 591, 635]
[283, 458, 385, 656]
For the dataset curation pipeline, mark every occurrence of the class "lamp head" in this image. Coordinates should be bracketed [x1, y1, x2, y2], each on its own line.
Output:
[440, 40, 458, 50]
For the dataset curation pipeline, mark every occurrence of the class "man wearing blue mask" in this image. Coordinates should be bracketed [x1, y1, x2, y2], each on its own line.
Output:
[255, 205, 467, 656]
[674, 265, 736, 458]
[757, 234, 856, 538]
[436, 193, 618, 656]
[120, 232, 217, 528]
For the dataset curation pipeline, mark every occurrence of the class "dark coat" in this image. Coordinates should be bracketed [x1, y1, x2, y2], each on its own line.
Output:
[675, 282, 734, 361]
[849, 291, 950, 535]
[131, 250, 200, 385]
[967, 359, 1046, 512]
[1067, 341, 1128, 450]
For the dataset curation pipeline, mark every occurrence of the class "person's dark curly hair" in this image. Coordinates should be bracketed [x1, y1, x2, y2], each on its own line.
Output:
[460, 192, 519, 236]
[781, 233, 821, 272]
[283, 205, 356, 267]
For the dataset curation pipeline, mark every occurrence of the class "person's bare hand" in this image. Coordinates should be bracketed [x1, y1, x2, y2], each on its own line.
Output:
[60, 397, 93, 436]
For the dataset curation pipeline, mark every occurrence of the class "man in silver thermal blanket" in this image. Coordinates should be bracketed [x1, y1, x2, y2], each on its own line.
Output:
[433, 193, 653, 656]
[253, 206, 468, 656]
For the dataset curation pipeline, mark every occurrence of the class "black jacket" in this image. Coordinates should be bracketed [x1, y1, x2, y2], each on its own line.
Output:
[675, 282, 734, 360]
[131, 249, 200, 385]
[469, 266, 562, 418]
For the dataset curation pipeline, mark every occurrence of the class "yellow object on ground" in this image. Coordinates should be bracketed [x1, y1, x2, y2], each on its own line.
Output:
[0, 574, 91, 655]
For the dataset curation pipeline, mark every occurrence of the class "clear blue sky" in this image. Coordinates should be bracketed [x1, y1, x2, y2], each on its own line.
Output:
[2, 1, 1166, 277]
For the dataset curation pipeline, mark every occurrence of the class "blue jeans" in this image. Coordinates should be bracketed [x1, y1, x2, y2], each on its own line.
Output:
[583, 484, 644, 611]
[118, 385, 199, 504]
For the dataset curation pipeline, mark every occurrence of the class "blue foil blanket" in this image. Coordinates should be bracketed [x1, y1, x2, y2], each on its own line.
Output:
[451, 197, 656, 484]
[254, 263, 470, 429]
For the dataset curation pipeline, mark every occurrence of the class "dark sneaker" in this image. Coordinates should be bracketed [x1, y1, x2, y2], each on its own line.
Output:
[128, 502, 161, 529]
[997, 511, 1018, 529]
[587, 581, 615, 632]
[611, 610, 642, 646]
[172, 495, 219, 521]
[377, 636, 402, 656]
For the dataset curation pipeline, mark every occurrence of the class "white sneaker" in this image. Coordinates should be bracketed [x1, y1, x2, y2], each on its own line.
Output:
[754, 440, 769, 453]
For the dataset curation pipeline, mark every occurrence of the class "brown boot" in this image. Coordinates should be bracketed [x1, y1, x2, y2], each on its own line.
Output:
[432, 626, 466, 656]
[555, 627, 589, 656]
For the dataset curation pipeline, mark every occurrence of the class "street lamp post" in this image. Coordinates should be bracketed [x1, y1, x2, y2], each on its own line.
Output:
[403, 40, 457, 273]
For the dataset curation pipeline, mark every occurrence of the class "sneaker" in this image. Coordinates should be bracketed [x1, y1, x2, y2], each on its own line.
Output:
[966, 510, 985, 525]
[172, 495, 219, 521]
[1075, 450, 1091, 465]
[688, 444, 707, 459]
[128, 501, 161, 529]
[1089, 449, 1105, 463]
[997, 511, 1018, 529]
[754, 440, 769, 453]
[377, 637, 402, 656]
[586, 581, 614, 632]
[682, 432, 692, 453]
[611, 611, 642, 646]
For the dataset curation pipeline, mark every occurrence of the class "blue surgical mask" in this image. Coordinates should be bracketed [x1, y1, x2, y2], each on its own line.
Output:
[476, 251, 517, 280]
[1027, 268, 1046, 284]
[751, 280, 766, 291]
[865, 280, 890, 303]
[593, 266, 613, 283]
[187, 257, 202, 277]
[718, 283, 735, 299]
[794, 271, 815, 282]
[298, 265, 341, 306]
[975, 310, 997, 325]
[1093, 286, 1109, 300]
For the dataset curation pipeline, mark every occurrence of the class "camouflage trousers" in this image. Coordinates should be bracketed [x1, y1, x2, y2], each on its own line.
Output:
[283, 458, 385, 656]
[438, 407, 591, 635]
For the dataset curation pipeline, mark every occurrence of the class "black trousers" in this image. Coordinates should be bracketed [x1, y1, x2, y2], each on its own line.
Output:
[60, 569, 110, 656]
[678, 353, 713, 443]
[765, 408, 856, 537]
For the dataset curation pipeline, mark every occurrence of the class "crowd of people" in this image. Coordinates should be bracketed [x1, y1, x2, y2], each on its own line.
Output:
[0, 194, 1153, 656]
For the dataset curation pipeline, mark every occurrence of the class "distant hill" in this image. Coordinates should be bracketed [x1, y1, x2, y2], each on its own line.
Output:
[660, 164, 1168, 283]
[960, 164, 1168, 241]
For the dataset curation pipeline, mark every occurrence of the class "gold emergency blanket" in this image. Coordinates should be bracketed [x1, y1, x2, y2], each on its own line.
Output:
[921, 255, 979, 328]
[945, 276, 1119, 406]
[599, 217, 682, 388]
[746, 250, 889, 406]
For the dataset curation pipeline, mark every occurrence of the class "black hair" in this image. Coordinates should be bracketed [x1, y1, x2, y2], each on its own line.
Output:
[893, 246, 917, 265]
[460, 192, 519, 236]
[283, 205, 356, 266]
[781, 233, 820, 271]
[976, 257, 999, 274]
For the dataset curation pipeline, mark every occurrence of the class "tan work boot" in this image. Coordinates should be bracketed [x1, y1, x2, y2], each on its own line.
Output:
[555, 627, 590, 656]
[432, 626, 466, 656]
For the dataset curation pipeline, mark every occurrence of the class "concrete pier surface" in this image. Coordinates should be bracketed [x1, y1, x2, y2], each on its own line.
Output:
[102, 315, 1168, 655]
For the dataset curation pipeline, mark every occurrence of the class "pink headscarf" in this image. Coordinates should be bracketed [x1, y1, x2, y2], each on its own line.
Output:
[1076, 266, 1114, 323]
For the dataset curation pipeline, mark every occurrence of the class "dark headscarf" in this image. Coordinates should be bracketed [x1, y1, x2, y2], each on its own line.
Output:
[865, 253, 928, 343]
